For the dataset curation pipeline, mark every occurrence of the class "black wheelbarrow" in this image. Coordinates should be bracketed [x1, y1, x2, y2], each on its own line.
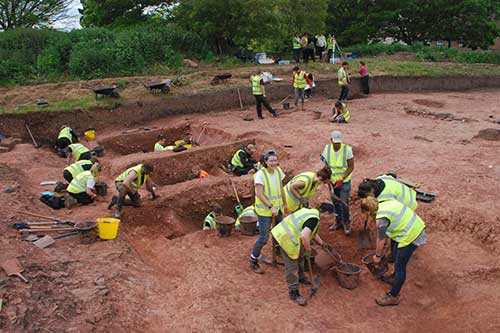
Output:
[144, 80, 171, 94]
[92, 85, 120, 99]
[211, 73, 232, 85]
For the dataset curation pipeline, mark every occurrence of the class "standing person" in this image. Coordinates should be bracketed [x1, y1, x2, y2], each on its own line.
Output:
[316, 33, 326, 60]
[359, 61, 370, 94]
[305, 37, 316, 63]
[109, 163, 158, 218]
[320, 130, 354, 235]
[292, 66, 312, 111]
[358, 175, 417, 211]
[65, 164, 102, 208]
[327, 34, 337, 62]
[271, 207, 332, 305]
[304, 73, 315, 99]
[361, 197, 426, 306]
[293, 33, 302, 63]
[229, 144, 258, 175]
[330, 101, 351, 123]
[251, 70, 278, 119]
[338, 61, 350, 101]
[284, 166, 331, 213]
[300, 33, 308, 63]
[66, 143, 92, 165]
[249, 150, 289, 274]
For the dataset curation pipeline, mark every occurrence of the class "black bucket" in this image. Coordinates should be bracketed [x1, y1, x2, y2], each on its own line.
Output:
[92, 145, 105, 157]
[215, 216, 235, 237]
[283, 102, 290, 110]
[94, 182, 107, 196]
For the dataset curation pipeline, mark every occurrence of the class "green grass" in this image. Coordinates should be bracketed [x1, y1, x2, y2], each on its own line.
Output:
[0, 97, 116, 114]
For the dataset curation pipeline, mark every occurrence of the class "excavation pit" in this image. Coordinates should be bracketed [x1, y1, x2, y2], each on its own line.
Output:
[99, 125, 233, 156]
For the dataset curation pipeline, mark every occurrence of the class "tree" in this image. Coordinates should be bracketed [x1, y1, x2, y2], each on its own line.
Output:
[0, 0, 72, 30]
[79, 0, 169, 27]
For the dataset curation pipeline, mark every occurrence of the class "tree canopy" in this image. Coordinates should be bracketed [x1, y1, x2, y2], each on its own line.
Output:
[0, 0, 72, 30]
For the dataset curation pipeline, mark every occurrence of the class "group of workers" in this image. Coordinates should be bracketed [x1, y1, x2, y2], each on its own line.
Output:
[54, 126, 158, 218]
[219, 128, 426, 307]
[292, 33, 338, 64]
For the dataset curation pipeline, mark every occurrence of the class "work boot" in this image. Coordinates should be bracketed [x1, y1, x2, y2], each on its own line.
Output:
[114, 208, 121, 219]
[376, 293, 400, 306]
[249, 258, 264, 274]
[108, 195, 118, 209]
[343, 223, 351, 236]
[64, 195, 74, 209]
[299, 276, 312, 285]
[259, 255, 273, 265]
[289, 289, 307, 306]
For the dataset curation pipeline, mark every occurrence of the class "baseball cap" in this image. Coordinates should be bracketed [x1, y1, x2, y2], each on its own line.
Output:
[331, 130, 342, 143]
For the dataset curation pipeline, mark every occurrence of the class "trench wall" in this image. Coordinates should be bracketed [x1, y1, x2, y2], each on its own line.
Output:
[2, 75, 500, 143]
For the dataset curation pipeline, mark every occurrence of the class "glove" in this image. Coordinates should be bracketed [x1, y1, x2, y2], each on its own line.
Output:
[304, 250, 311, 259]
[334, 179, 343, 189]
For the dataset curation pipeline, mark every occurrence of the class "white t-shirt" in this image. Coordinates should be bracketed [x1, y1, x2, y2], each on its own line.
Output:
[86, 178, 95, 189]
[254, 168, 285, 186]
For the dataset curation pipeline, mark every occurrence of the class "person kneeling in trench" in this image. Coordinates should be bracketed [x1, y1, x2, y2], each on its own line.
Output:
[109, 163, 158, 219]
[271, 206, 332, 306]
[361, 196, 427, 306]
[65, 164, 102, 208]
[202, 204, 223, 230]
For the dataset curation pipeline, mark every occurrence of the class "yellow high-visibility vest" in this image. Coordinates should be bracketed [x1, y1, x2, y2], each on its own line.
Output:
[231, 149, 245, 168]
[251, 75, 263, 95]
[254, 167, 284, 217]
[293, 71, 306, 89]
[271, 208, 320, 259]
[58, 127, 73, 142]
[293, 37, 301, 49]
[376, 200, 425, 248]
[115, 164, 147, 192]
[322, 143, 352, 183]
[68, 143, 90, 161]
[204, 212, 217, 230]
[338, 67, 348, 86]
[235, 206, 256, 228]
[64, 160, 93, 179]
[376, 175, 418, 210]
[67, 170, 94, 194]
[284, 172, 318, 213]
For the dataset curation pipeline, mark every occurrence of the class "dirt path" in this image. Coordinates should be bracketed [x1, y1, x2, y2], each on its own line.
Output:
[0, 89, 499, 332]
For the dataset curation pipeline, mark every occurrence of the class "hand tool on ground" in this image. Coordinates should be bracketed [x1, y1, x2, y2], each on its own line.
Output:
[357, 215, 372, 249]
[40, 180, 58, 186]
[271, 215, 278, 267]
[415, 189, 437, 203]
[237, 88, 244, 110]
[1, 259, 28, 283]
[13, 221, 75, 229]
[19, 227, 76, 233]
[306, 257, 321, 299]
[274, 95, 290, 108]
[229, 177, 244, 214]
[32, 231, 80, 249]
[25, 124, 41, 148]
[194, 122, 208, 146]
[15, 210, 65, 222]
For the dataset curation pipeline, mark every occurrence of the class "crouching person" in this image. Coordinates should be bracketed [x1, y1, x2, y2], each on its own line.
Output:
[203, 204, 223, 230]
[109, 163, 158, 218]
[65, 164, 102, 208]
[271, 206, 331, 306]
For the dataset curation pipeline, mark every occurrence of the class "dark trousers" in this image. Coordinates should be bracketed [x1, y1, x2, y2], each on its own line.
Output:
[69, 191, 94, 205]
[57, 137, 71, 149]
[339, 85, 349, 101]
[304, 49, 315, 63]
[361, 75, 370, 94]
[390, 240, 417, 296]
[63, 170, 73, 183]
[316, 46, 325, 58]
[293, 49, 301, 63]
[254, 95, 275, 118]
[78, 151, 92, 161]
[232, 166, 252, 176]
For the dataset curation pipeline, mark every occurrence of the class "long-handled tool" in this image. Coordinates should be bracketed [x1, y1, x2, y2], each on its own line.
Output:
[229, 177, 243, 214]
[25, 124, 41, 148]
[306, 257, 320, 298]
[13, 221, 75, 229]
[19, 227, 76, 233]
[237, 88, 244, 110]
[1, 259, 28, 283]
[357, 216, 372, 249]
[194, 122, 208, 146]
[271, 215, 278, 267]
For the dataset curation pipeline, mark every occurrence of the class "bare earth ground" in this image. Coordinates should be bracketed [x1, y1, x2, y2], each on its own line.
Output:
[1, 88, 500, 332]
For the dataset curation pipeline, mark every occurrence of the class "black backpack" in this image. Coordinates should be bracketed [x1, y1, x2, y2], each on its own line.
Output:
[39, 191, 65, 210]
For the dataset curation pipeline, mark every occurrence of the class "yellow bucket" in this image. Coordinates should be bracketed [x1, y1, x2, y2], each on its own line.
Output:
[84, 130, 96, 141]
[97, 218, 120, 240]
[174, 139, 185, 147]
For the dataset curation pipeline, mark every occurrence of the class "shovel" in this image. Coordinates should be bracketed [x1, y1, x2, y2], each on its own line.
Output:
[25, 124, 41, 148]
[229, 177, 244, 215]
[1, 259, 28, 283]
[306, 257, 320, 299]
[357, 216, 372, 249]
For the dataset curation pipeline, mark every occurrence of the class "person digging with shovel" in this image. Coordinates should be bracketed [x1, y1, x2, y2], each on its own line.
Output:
[361, 196, 427, 306]
[271, 206, 332, 306]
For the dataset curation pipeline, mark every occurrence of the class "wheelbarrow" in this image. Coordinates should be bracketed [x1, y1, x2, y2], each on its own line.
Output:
[211, 73, 232, 85]
[144, 80, 171, 94]
[91, 85, 120, 99]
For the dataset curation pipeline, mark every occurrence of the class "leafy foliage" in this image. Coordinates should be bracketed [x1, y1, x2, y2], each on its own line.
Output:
[0, 0, 72, 30]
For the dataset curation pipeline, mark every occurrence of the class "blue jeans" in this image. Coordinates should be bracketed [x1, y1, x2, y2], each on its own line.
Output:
[332, 181, 351, 225]
[390, 240, 417, 296]
[251, 212, 283, 259]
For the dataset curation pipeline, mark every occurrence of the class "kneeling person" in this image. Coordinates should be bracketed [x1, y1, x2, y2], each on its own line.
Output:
[271, 206, 331, 306]
[203, 204, 223, 230]
[65, 164, 101, 208]
[230, 144, 257, 175]
[111, 163, 157, 218]
[63, 158, 98, 183]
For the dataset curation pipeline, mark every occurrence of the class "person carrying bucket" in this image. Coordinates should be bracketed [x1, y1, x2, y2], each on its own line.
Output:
[108, 163, 158, 219]
[271, 206, 332, 306]
[284, 166, 332, 213]
[360, 196, 427, 306]
[248, 150, 289, 274]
